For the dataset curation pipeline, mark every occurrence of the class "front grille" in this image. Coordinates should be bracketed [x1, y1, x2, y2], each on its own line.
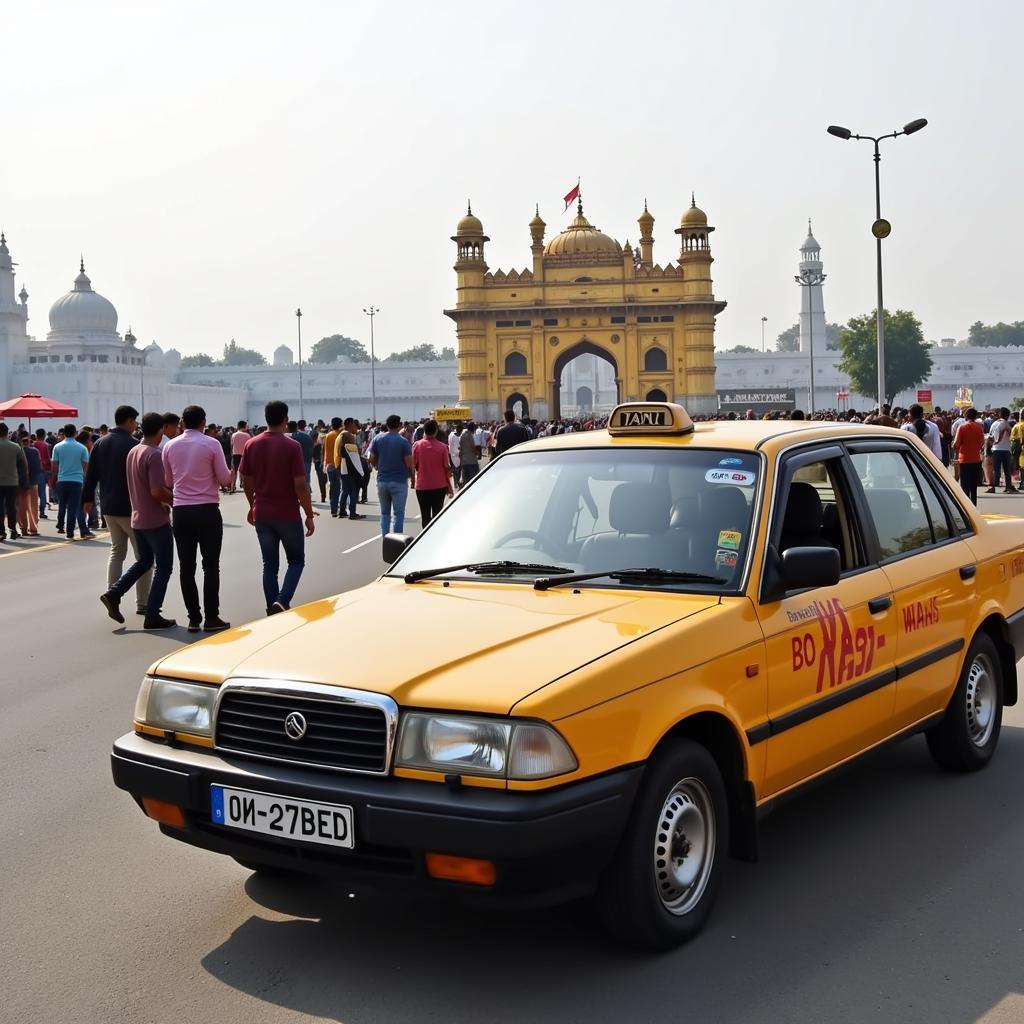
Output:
[215, 690, 389, 773]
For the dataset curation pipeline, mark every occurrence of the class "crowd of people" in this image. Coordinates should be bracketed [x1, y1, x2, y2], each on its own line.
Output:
[0, 397, 1017, 633]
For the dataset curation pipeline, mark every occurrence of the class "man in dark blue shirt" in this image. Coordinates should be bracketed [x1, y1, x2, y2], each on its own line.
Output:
[368, 414, 413, 536]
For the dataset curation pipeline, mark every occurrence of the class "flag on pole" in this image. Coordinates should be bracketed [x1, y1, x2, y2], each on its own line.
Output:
[563, 180, 581, 212]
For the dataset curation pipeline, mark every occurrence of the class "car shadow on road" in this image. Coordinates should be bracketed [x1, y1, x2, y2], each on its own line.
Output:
[200, 728, 1024, 1024]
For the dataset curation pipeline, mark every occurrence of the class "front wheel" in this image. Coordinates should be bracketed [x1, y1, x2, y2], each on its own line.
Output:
[926, 632, 1003, 772]
[597, 739, 729, 950]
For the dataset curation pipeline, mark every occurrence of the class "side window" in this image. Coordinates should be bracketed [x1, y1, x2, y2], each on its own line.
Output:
[907, 460, 952, 542]
[778, 457, 866, 573]
[850, 450, 936, 558]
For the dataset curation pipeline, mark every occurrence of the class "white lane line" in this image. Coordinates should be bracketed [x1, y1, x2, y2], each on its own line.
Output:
[342, 536, 380, 554]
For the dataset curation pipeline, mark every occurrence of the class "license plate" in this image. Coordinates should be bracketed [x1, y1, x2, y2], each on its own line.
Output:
[210, 785, 355, 849]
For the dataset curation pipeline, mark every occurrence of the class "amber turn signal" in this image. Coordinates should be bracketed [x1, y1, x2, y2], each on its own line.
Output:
[142, 797, 187, 829]
[425, 852, 497, 886]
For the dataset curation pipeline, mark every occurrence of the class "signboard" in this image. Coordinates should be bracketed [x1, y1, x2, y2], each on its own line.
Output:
[836, 391, 850, 399]
[433, 406, 472, 422]
[953, 386, 973, 409]
[717, 388, 796, 415]
[917, 388, 933, 414]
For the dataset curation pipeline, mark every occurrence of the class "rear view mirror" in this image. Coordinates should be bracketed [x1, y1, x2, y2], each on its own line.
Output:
[382, 533, 413, 564]
[780, 546, 840, 592]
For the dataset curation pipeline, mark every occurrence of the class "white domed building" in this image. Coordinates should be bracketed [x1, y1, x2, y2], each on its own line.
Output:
[1, 243, 247, 426]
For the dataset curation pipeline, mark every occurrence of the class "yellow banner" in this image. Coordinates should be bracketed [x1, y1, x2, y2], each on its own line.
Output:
[433, 406, 472, 421]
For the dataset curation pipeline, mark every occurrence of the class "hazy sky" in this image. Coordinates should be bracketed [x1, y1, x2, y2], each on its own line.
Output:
[4, 0, 1021, 359]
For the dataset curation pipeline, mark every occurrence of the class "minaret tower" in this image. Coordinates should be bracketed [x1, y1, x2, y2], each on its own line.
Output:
[529, 205, 545, 279]
[798, 220, 828, 354]
[0, 233, 30, 401]
[637, 200, 654, 268]
[675, 195, 721, 416]
[452, 203, 490, 418]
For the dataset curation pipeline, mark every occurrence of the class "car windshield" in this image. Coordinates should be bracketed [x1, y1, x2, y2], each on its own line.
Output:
[388, 447, 761, 591]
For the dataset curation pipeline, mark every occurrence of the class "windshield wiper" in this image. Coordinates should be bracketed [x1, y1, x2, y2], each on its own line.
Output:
[404, 560, 574, 584]
[534, 567, 726, 591]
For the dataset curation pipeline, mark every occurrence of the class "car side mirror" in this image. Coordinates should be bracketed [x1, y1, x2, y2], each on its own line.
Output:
[780, 546, 841, 592]
[382, 533, 414, 564]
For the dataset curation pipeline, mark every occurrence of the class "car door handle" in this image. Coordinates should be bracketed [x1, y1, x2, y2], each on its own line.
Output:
[960, 565, 977, 581]
[868, 596, 892, 614]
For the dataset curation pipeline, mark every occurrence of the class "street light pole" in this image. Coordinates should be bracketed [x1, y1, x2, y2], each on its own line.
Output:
[363, 306, 379, 423]
[295, 308, 304, 422]
[827, 117, 928, 412]
[761, 316, 767, 352]
[795, 269, 826, 415]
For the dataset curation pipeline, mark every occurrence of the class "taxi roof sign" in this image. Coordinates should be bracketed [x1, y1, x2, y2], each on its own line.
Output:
[608, 402, 694, 436]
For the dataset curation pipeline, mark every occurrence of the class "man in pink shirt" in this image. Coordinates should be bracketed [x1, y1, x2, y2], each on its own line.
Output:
[228, 420, 250, 494]
[163, 405, 233, 632]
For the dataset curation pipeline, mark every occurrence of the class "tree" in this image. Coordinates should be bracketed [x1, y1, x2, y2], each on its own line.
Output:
[385, 343, 443, 362]
[439, 345, 456, 360]
[967, 320, 1024, 347]
[836, 309, 933, 405]
[221, 339, 266, 366]
[776, 323, 800, 352]
[727, 344, 759, 354]
[776, 320, 844, 352]
[180, 353, 214, 367]
[309, 334, 369, 363]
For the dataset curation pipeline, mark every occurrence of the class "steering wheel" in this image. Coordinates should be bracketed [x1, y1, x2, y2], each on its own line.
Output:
[494, 529, 559, 556]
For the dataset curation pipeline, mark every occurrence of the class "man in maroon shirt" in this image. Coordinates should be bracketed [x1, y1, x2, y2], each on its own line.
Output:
[239, 400, 317, 615]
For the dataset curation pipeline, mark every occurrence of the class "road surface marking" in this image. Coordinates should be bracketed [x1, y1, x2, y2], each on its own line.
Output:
[0, 532, 109, 559]
[342, 536, 380, 554]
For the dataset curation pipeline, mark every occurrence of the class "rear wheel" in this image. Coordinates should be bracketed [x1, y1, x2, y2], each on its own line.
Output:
[597, 739, 729, 950]
[926, 632, 1003, 771]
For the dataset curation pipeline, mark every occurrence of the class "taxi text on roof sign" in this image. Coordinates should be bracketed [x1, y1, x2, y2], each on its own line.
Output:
[608, 402, 694, 436]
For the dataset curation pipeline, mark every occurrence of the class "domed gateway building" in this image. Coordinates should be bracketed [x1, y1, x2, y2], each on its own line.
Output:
[444, 195, 727, 420]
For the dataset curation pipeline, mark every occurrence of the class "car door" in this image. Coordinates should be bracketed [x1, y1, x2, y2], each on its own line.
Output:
[756, 444, 898, 797]
[847, 441, 976, 731]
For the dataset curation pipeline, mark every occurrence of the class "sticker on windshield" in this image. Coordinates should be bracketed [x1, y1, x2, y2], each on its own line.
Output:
[718, 530, 741, 550]
[705, 468, 756, 486]
[715, 549, 738, 571]
[718, 457, 744, 466]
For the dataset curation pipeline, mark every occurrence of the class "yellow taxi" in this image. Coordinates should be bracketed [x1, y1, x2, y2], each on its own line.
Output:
[111, 402, 1024, 949]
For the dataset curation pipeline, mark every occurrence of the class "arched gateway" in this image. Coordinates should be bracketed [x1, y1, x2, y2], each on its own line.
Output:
[444, 197, 726, 422]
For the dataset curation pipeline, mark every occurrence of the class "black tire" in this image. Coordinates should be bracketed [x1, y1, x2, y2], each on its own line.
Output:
[597, 739, 729, 950]
[926, 632, 1003, 772]
[233, 857, 299, 877]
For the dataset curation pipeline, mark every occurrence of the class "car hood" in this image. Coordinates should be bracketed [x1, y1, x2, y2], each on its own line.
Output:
[151, 578, 718, 714]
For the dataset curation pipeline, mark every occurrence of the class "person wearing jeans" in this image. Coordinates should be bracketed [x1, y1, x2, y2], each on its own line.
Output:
[240, 399, 316, 614]
[323, 417, 342, 517]
[50, 423, 90, 539]
[368, 413, 413, 536]
[34, 429, 51, 518]
[100, 412, 177, 629]
[412, 419, 453, 528]
[163, 404, 232, 632]
[335, 417, 367, 521]
[84, 405, 151, 614]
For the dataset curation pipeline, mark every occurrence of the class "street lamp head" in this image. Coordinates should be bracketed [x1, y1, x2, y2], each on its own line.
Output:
[295, 307, 302, 317]
[827, 125, 852, 140]
[902, 117, 928, 135]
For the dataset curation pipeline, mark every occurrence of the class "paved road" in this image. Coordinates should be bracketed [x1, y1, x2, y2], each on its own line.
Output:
[3, 490, 1023, 1024]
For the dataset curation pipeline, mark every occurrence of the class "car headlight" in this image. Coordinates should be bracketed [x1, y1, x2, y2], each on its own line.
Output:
[134, 676, 218, 737]
[396, 713, 577, 780]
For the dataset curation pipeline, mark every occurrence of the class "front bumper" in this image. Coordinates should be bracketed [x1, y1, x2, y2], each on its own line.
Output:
[110, 732, 643, 907]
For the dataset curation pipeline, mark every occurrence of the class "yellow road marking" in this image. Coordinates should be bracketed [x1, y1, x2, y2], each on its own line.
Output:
[0, 531, 109, 559]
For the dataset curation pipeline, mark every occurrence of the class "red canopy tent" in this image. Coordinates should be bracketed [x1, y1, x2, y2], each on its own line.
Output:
[0, 393, 79, 431]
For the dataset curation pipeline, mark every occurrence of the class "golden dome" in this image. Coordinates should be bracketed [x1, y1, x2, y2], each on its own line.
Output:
[543, 205, 621, 258]
[681, 195, 708, 227]
[455, 202, 485, 237]
[529, 204, 545, 228]
[638, 200, 654, 227]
